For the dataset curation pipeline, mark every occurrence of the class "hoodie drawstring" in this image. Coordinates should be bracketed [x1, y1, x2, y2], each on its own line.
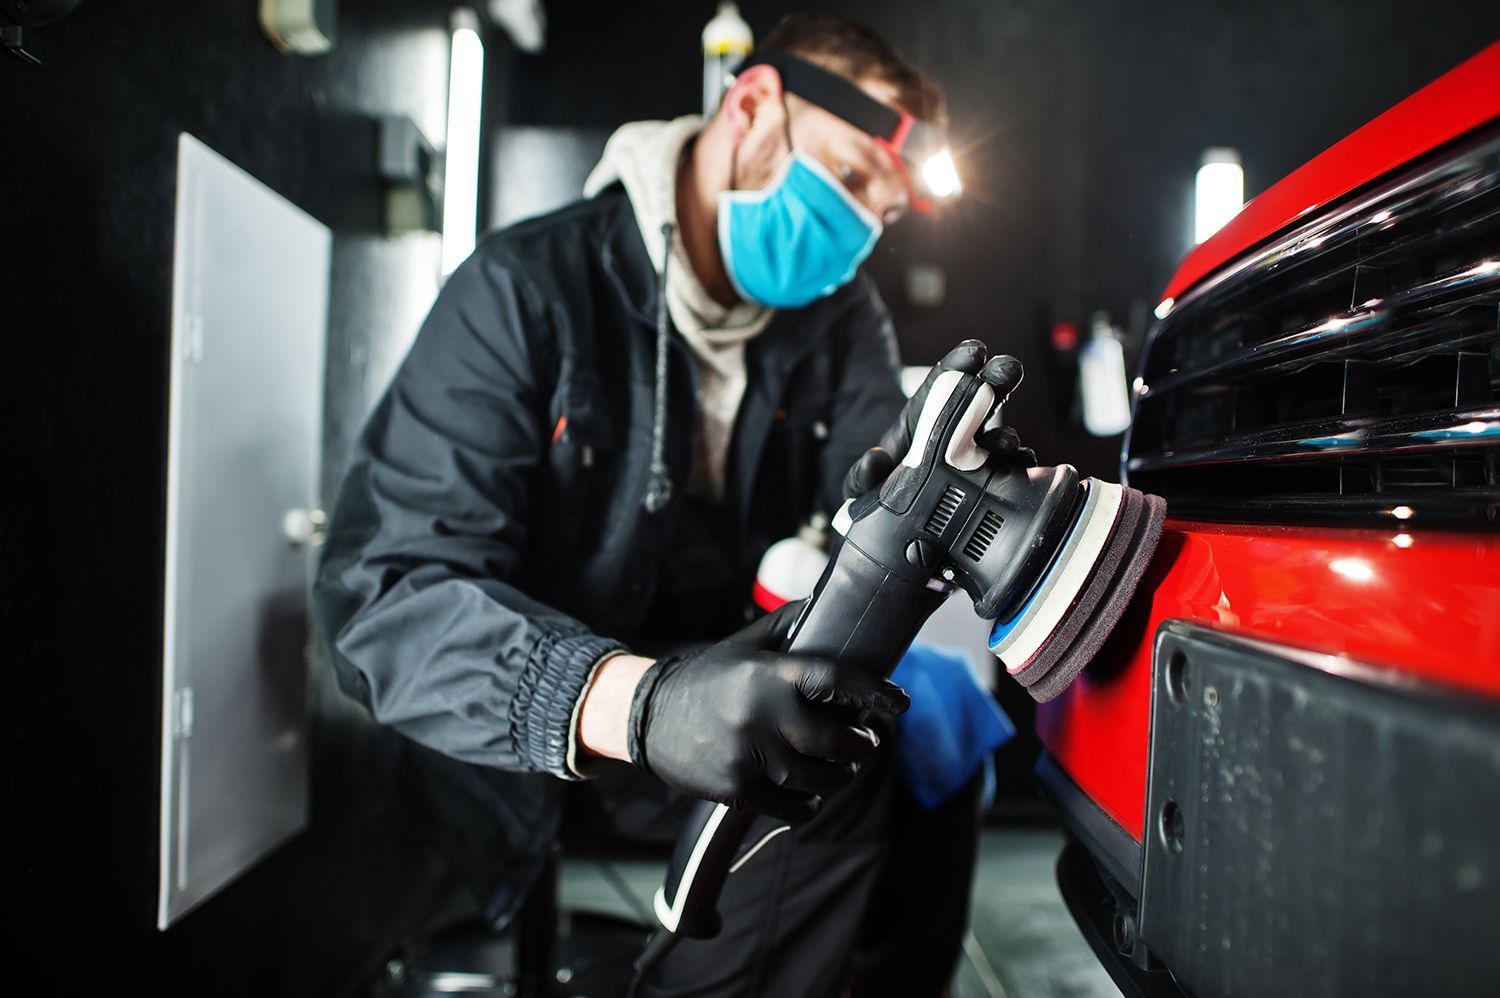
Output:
[642, 222, 675, 513]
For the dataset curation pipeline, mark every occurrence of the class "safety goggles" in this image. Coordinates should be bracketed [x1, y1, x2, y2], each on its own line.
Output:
[734, 51, 961, 214]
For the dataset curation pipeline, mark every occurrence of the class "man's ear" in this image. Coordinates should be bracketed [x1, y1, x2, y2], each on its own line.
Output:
[719, 64, 784, 139]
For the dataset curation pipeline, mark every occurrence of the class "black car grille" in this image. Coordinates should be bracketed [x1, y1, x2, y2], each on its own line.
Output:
[1125, 126, 1500, 528]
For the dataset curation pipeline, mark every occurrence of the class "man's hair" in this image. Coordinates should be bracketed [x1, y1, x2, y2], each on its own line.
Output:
[756, 13, 947, 128]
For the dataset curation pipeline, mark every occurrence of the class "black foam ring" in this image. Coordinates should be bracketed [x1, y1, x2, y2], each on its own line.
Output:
[1018, 489, 1167, 703]
[1004, 488, 1142, 688]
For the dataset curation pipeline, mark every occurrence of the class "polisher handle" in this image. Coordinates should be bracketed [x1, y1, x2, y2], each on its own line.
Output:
[651, 371, 996, 941]
[652, 539, 951, 939]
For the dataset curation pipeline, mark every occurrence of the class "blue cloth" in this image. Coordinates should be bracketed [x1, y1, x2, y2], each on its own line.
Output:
[889, 642, 1016, 810]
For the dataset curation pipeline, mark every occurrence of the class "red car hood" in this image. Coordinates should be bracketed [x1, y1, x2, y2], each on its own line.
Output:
[1161, 40, 1500, 307]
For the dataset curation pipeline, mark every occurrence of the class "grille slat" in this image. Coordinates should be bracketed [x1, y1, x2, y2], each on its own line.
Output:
[1127, 127, 1500, 527]
[1126, 404, 1500, 473]
[1142, 267, 1500, 398]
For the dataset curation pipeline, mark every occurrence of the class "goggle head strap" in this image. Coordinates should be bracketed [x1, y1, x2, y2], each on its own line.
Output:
[735, 50, 947, 212]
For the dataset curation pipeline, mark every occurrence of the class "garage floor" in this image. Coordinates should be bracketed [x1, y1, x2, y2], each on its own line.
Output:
[558, 825, 1119, 998]
[951, 828, 1118, 998]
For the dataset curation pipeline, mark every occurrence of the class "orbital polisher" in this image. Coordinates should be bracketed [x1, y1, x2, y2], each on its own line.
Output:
[636, 360, 1167, 968]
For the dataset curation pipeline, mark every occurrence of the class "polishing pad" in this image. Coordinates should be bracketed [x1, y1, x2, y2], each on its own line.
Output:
[988, 481, 1166, 702]
[989, 479, 1123, 669]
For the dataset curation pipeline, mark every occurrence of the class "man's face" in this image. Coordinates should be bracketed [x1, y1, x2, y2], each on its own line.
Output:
[732, 74, 912, 226]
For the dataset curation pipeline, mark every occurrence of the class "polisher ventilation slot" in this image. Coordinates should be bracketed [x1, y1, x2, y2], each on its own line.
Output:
[924, 485, 965, 535]
[962, 510, 1004, 560]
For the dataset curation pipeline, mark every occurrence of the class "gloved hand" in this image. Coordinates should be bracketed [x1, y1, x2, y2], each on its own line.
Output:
[843, 340, 1036, 500]
[627, 601, 910, 823]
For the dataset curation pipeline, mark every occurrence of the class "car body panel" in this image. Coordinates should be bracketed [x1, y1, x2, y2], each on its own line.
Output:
[1037, 520, 1500, 839]
[1038, 35, 1500, 998]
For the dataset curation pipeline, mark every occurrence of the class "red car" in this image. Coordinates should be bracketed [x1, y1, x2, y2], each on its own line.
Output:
[1036, 41, 1500, 997]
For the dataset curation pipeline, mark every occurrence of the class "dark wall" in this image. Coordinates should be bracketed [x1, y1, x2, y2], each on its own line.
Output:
[2, 2, 477, 993]
[503, 0, 1500, 479]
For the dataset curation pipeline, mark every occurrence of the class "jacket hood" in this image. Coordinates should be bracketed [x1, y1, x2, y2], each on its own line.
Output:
[584, 116, 772, 353]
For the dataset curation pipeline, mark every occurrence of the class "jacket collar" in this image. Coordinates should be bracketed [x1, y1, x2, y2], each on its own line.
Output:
[597, 185, 663, 328]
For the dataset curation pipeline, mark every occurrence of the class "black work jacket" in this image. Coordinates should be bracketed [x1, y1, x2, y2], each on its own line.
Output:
[313, 185, 904, 912]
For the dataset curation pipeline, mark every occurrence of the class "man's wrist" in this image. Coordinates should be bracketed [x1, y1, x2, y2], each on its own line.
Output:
[576, 653, 655, 762]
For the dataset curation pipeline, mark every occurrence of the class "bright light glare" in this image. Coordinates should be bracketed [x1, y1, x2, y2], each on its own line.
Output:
[922, 148, 962, 199]
[1311, 316, 1353, 335]
[1392, 533, 1414, 549]
[1154, 297, 1175, 320]
[1195, 148, 1244, 244]
[441, 20, 485, 276]
[1329, 557, 1375, 583]
[1391, 505, 1414, 520]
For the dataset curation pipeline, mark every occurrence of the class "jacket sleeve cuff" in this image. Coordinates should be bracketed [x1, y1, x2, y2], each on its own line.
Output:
[511, 630, 627, 778]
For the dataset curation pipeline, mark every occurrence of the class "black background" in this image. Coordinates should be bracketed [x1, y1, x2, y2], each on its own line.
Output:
[3, 2, 1496, 993]
[3, 1, 474, 994]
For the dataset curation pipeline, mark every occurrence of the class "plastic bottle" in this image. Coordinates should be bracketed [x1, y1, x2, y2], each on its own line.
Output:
[1079, 311, 1132, 437]
[702, 2, 753, 120]
[752, 513, 830, 612]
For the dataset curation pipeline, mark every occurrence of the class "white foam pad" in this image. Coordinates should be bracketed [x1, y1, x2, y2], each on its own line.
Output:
[990, 480, 1124, 672]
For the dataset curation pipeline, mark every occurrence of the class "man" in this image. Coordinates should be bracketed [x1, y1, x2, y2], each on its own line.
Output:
[316, 13, 1010, 996]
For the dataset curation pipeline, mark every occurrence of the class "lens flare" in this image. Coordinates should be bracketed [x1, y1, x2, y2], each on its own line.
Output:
[922, 148, 962, 199]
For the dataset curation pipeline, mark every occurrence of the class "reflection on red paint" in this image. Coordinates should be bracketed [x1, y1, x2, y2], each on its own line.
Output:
[1037, 521, 1500, 840]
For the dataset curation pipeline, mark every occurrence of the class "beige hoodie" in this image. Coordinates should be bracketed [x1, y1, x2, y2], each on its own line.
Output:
[583, 115, 774, 502]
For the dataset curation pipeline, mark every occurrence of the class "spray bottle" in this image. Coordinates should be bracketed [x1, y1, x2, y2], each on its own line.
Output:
[1079, 310, 1131, 436]
[702, 2, 753, 120]
[751, 513, 830, 612]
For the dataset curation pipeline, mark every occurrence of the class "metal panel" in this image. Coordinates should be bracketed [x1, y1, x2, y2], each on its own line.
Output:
[158, 133, 329, 928]
[1140, 621, 1500, 997]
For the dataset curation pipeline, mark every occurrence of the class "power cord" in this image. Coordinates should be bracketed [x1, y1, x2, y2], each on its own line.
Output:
[627, 929, 680, 998]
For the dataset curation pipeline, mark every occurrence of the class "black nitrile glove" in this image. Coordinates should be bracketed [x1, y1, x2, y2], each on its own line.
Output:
[627, 602, 910, 823]
[843, 342, 1036, 501]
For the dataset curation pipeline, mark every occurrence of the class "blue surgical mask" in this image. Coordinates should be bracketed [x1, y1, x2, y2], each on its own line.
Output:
[717, 149, 883, 309]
